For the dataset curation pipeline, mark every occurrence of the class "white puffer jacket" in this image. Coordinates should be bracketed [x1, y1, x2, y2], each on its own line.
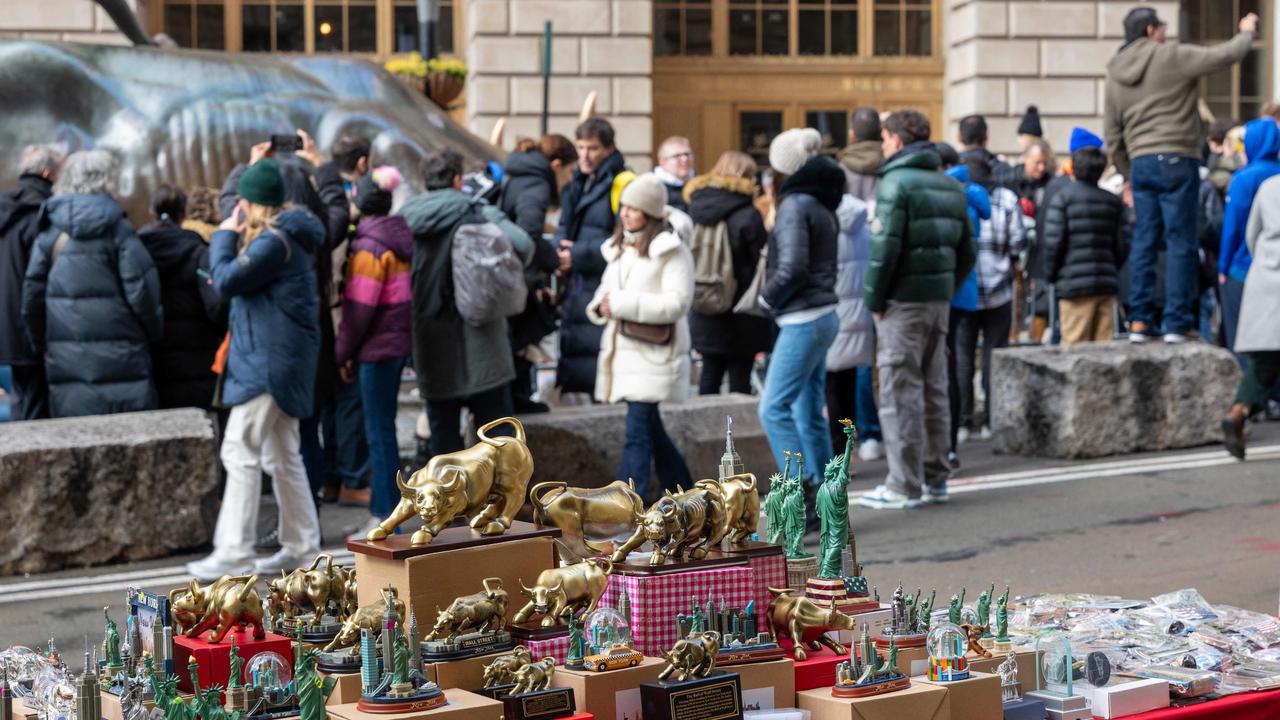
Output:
[587, 226, 695, 404]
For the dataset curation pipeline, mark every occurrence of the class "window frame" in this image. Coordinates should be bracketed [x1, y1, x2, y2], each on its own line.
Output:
[655, 0, 939, 60]
[1180, 0, 1273, 122]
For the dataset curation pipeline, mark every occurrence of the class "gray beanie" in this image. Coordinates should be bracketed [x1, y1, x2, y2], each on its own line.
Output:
[769, 128, 823, 175]
[620, 173, 668, 219]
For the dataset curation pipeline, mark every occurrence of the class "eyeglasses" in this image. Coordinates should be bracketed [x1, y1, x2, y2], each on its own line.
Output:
[662, 151, 693, 162]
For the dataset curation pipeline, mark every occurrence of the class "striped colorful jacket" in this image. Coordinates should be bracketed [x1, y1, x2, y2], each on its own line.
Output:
[334, 214, 413, 365]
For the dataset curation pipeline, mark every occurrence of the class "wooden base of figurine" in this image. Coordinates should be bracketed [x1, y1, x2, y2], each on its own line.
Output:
[715, 644, 787, 666]
[420, 631, 512, 662]
[718, 540, 784, 558]
[474, 683, 515, 700]
[355, 686, 448, 714]
[500, 687, 575, 720]
[832, 673, 911, 698]
[873, 632, 925, 649]
[640, 672, 744, 720]
[611, 548, 749, 576]
[317, 652, 363, 675]
[508, 623, 568, 642]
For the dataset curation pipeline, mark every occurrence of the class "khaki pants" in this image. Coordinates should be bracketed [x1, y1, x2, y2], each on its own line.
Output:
[875, 300, 951, 497]
[1059, 294, 1116, 346]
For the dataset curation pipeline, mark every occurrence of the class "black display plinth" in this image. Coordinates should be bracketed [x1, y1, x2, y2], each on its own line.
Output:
[500, 687, 576, 720]
[640, 672, 744, 720]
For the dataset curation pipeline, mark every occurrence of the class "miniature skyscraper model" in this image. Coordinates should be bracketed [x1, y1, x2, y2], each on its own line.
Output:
[2, 667, 14, 720]
[719, 417, 745, 480]
[76, 650, 102, 720]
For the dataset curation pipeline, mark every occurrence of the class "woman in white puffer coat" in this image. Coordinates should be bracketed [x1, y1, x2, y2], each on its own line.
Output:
[587, 173, 695, 497]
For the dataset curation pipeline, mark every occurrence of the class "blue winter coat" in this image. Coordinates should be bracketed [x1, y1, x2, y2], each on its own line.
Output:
[554, 151, 627, 394]
[210, 208, 324, 419]
[21, 192, 163, 417]
[1220, 118, 1280, 283]
[945, 165, 990, 312]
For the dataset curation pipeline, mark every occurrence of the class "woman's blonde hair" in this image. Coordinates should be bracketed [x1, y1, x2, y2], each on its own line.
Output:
[240, 202, 285, 254]
[709, 150, 758, 181]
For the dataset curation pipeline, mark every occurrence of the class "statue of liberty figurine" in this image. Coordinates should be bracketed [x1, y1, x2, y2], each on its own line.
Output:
[103, 607, 123, 669]
[816, 421, 856, 577]
[764, 452, 793, 546]
[782, 454, 809, 559]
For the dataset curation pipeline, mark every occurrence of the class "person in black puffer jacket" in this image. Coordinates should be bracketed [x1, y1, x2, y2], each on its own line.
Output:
[686, 151, 775, 395]
[140, 186, 227, 410]
[501, 134, 579, 412]
[22, 149, 163, 418]
[555, 118, 628, 396]
[757, 128, 842, 489]
[1043, 147, 1130, 345]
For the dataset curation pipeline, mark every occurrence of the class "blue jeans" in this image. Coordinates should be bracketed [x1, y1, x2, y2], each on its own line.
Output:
[1199, 288, 1217, 344]
[322, 379, 370, 489]
[618, 401, 692, 497]
[760, 311, 839, 484]
[1129, 154, 1200, 334]
[856, 366, 881, 442]
[360, 357, 408, 519]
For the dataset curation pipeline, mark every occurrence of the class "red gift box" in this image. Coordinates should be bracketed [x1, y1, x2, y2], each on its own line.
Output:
[173, 629, 293, 695]
[600, 565, 756, 656]
[787, 643, 845, 692]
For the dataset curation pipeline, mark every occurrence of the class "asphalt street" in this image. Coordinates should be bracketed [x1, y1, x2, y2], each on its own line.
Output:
[2, 422, 1278, 652]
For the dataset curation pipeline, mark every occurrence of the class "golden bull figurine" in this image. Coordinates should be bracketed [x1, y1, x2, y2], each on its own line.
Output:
[611, 485, 726, 565]
[513, 558, 613, 627]
[169, 575, 265, 643]
[766, 587, 856, 661]
[510, 657, 556, 695]
[266, 553, 351, 624]
[530, 479, 644, 562]
[321, 593, 407, 653]
[425, 578, 509, 644]
[368, 417, 534, 545]
[696, 473, 760, 547]
[658, 631, 721, 683]
[482, 646, 533, 688]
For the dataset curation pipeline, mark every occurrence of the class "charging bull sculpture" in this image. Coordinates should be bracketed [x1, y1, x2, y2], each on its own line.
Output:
[611, 485, 726, 565]
[169, 575, 265, 644]
[512, 558, 613, 627]
[425, 578, 509, 644]
[368, 417, 533, 546]
[530, 479, 644, 562]
[766, 587, 856, 661]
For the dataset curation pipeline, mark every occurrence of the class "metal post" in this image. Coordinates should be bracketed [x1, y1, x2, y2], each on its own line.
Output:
[541, 21, 553, 136]
[415, 0, 438, 61]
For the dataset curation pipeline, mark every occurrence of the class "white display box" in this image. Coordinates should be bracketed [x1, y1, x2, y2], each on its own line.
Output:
[1077, 678, 1170, 718]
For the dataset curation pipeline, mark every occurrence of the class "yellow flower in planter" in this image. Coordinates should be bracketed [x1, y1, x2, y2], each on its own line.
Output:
[383, 54, 467, 80]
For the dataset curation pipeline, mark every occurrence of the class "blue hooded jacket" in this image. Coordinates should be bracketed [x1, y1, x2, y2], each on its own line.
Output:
[210, 208, 324, 419]
[1220, 118, 1280, 282]
[945, 165, 990, 312]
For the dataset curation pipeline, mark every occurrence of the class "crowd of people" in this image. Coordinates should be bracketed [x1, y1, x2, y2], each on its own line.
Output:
[1, 7, 1278, 572]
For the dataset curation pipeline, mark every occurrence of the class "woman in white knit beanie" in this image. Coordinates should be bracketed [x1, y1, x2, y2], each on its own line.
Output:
[586, 173, 696, 497]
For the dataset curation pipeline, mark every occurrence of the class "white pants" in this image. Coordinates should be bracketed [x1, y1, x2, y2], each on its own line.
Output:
[213, 393, 321, 560]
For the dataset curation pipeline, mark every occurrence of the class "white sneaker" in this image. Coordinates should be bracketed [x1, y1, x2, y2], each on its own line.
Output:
[979, 426, 993, 441]
[858, 439, 884, 461]
[957, 427, 971, 445]
[252, 548, 317, 576]
[922, 484, 950, 505]
[186, 553, 254, 582]
[856, 485, 922, 510]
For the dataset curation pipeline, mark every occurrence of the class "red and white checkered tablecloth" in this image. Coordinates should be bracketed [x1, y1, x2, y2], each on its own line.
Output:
[746, 553, 787, 614]
[523, 634, 570, 663]
[600, 566, 756, 656]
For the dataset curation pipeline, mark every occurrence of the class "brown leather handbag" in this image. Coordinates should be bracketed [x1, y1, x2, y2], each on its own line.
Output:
[619, 320, 674, 345]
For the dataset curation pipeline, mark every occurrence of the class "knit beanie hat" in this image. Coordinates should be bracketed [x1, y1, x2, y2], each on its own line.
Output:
[1069, 127, 1104, 153]
[769, 128, 823, 176]
[236, 159, 285, 207]
[353, 165, 403, 217]
[1017, 106, 1043, 138]
[619, 173, 668, 219]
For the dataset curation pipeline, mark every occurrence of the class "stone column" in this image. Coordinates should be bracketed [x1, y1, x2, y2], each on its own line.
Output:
[943, 0, 1178, 156]
[466, 0, 655, 169]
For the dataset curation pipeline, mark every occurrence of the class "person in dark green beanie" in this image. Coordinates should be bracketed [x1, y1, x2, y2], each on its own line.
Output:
[188, 156, 326, 581]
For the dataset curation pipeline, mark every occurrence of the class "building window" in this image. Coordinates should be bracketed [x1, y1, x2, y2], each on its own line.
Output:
[805, 110, 849, 152]
[741, 110, 784, 165]
[873, 0, 931, 56]
[393, 0, 455, 55]
[1181, 0, 1270, 121]
[163, 0, 225, 49]
[242, 0, 305, 52]
[655, 1, 713, 56]
[314, 0, 377, 53]
[730, 1, 789, 55]
[798, 0, 858, 56]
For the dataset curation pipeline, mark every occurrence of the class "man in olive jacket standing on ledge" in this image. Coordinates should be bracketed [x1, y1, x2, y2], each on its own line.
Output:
[858, 110, 974, 510]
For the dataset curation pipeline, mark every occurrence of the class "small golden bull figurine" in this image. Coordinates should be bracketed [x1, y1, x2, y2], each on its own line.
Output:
[169, 575, 265, 643]
[368, 417, 534, 545]
[321, 592, 406, 653]
[510, 657, 557, 695]
[482, 646, 533, 688]
[658, 631, 721, 683]
[530, 479, 645, 562]
[425, 578, 509, 643]
[266, 553, 352, 625]
[766, 587, 857, 661]
[513, 558, 613, 627]
[695, 473, 759, 548]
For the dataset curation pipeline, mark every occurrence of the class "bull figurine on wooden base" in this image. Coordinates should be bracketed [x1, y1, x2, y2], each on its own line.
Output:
[657, 631, 722, 683]
[367, 417, 533, 546]
[169, 575, 265, 644]
[611, 485, 726, 566]
[426, 577, 509, 644]
[766, 587, 857, 661]
[530, 479, 644, 562]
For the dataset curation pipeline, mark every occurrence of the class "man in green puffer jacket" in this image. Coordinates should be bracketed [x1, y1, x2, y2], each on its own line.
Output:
[858, 110, 975, 511]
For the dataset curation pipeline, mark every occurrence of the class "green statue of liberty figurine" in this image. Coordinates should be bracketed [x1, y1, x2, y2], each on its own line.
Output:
[294, 648, 331, 720]
[228, 637, 243, 689]
[391, 635, 411, 686]
[782, 453, 809, 559]
[566, 613, 584, 668]
[764, 453, 793, 546]
[103, 606, 123, 668]
[948, 588, 966, 625]
[977, 584, 995, 636]
[918, 590, 936, 634]
[816, 420, 856, 577]
[994, 586, 1011, 642]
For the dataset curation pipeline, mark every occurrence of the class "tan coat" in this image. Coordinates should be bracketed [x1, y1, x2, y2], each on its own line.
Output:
[587, 228, 694, 404]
